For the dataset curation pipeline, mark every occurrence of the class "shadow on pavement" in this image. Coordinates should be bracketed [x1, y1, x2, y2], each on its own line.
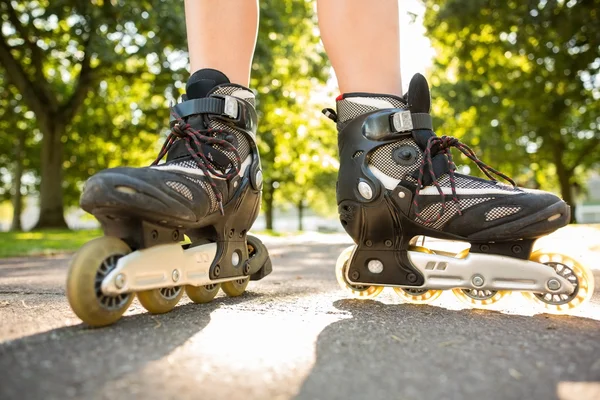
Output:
[0, 293, 262, 400]
[296, 299, 600, 400]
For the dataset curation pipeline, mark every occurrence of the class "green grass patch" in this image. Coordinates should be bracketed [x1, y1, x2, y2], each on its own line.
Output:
[0, 229, 102, 258]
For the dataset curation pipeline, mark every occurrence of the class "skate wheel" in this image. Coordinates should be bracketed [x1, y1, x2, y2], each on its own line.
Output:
[66, 236, 134, 327]
[221, 278, 249, 297]
[137, 286, 184, 314]
[393, 287, 443, 304]
[451, 288, 509, 308]
[521, 251, 594, 314]
[186, 283, 221, 303]
[449, 247, 509, 308]
[335, 246, 384, 299]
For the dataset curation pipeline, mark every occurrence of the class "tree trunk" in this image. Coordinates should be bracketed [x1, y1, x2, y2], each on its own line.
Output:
[555, 156, 575, 223]
[35, 122, 68, 229]
[264, 182, 275, 231]
[10, 134, 25, 231]
[297, 199, 304, 232]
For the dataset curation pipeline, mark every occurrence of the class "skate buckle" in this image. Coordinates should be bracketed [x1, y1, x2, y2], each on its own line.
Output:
[223, 96, 239, 119]
[391, 111, 413, 133]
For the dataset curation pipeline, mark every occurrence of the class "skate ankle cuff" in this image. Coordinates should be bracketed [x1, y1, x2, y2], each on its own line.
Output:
[170, 95, 256, 131]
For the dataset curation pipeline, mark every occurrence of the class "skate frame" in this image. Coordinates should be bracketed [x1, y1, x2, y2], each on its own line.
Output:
[345, 247, 576, 294]
[101, 242, 251, 295]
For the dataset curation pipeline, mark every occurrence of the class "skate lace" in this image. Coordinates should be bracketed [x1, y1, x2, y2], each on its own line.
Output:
[152, 110, 241, 215]
[413, 135, 516, 223]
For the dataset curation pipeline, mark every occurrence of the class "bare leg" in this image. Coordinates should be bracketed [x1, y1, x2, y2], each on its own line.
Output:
[317, 0, 402, 94]
[184, 0, 259, 85]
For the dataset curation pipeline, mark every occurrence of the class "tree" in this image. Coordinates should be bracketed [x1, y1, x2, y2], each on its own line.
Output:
[0, 74, 39, 231]
[252, 0, 332, 230]
[0, 0, 334, 232]
[424, 0, 600, 218]
[0, 0, 187, 228]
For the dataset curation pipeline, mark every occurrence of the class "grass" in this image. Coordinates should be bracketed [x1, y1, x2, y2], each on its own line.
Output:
[0, 229, 102, 258]
[0, 228, 291, 259]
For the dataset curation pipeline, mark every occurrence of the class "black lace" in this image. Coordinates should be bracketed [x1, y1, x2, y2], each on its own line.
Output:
[413, 135, 516, 223]
[152, 110, 241, 214]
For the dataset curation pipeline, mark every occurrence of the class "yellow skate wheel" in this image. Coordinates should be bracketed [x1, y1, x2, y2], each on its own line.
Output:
[521, 251, 595, 314]
[451, 288, 509, 308]
[137, 286, 184, 314]
[392, 245, 443, 304]
[335, 245, 384, 299]
[450, 247, 509, 308]
[393, 287, 443, 304]
[66, 236, 134, 327]
[186, 283, 221, 303]
[221, 278, 249, 297]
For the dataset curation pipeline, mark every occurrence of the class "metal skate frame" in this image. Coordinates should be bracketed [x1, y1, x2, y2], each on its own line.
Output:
[346, 248, 576, 294]
[101, 242, 247, 295]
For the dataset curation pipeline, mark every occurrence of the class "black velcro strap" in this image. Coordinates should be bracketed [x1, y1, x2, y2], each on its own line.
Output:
[411, 129, 436, 148]
[411, 113, 433, 131]
[171, 97, 225, 121]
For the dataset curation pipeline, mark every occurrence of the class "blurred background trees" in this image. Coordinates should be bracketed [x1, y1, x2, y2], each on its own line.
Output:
[0, 0, 599, 232]
[0, 0, 335, 231]
[424, 0, 600, 219]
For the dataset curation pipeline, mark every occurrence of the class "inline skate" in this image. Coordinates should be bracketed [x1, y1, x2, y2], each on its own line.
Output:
[325, 73, 594, 313]
[67, 69, 272, 326]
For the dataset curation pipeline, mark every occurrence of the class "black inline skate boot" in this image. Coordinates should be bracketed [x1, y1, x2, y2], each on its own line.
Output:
[326, 73, 593, 313]
[67, 69, 272, 326]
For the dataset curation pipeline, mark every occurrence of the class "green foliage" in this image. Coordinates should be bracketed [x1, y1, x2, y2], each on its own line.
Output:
[0, 74, 39, 202]
[0, 0, 337, 228]
[0, 0, 189, 213]
[423, 0, 600, 207]
[253, 0, 335, 225]
[0, 228, 101, 258]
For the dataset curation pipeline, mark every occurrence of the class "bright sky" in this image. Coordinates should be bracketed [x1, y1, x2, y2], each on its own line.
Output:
[399, 0, 436, 92]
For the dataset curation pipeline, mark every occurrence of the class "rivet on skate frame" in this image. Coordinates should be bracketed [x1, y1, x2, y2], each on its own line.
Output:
[547, 279, 561, 291]
[256, 170, 263, 187]
[232, 251, 240, 267]
[358, 181, 373, 200]
[367, 259, 384, 274]
[350, 270, 360, 280]
[472, 275, 485, 287]
[115, 273, 126, 289]
[172, 269, 180, 282]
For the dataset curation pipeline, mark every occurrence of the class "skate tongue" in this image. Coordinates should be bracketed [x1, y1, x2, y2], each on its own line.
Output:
[407, 73, 431, 114]
[186, 68, 230, 99]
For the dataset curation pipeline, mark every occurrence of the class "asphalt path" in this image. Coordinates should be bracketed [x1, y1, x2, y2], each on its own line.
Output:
[0, 228, 599, 400]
